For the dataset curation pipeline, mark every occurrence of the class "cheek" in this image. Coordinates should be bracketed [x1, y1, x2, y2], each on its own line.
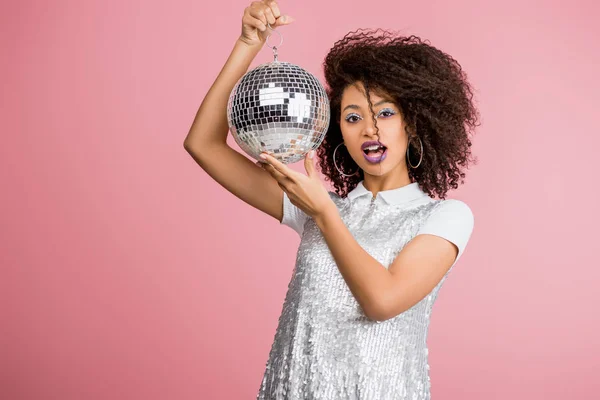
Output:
[385, 130, 409, 158]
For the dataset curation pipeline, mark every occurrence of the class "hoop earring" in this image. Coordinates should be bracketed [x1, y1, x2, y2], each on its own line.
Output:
[406, 136, 424, 168]
[333, 142, 359, 177]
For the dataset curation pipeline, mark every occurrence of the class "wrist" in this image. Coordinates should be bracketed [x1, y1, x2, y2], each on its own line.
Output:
[235, 37, 264, 51]
[314, 204, 339, 229]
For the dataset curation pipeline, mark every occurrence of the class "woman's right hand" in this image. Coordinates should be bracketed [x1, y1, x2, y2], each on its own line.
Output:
[239, 0, 294, 47]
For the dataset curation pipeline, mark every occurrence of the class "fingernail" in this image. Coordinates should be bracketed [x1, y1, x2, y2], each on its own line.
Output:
[259, 154, 267, 160]
[309, 150, 315, 159]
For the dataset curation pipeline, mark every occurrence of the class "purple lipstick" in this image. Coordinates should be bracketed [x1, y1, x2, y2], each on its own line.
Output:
[361, 140, 388, 163]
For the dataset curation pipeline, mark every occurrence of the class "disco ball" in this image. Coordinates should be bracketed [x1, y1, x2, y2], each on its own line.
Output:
[226, 61, 330, 164]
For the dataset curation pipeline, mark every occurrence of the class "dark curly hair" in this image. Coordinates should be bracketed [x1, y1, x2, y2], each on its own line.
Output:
[316, 28, 480, 200]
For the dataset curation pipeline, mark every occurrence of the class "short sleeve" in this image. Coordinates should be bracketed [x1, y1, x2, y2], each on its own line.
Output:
[416, 199, 474, 265]
[280, 191, 309, 237]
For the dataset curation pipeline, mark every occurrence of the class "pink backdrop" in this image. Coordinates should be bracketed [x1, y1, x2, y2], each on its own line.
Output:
[2, 0, 599, 399]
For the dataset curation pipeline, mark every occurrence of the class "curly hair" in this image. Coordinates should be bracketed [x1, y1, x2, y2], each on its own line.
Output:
[316, 28, 480, 200]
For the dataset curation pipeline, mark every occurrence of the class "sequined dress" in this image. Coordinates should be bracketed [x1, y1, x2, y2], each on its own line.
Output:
[257, 181, 474, 399]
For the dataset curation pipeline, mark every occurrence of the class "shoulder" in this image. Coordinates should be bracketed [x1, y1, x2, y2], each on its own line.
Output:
[432, 199, 474, 224]
[417, 198, 475, 262]
[425, 199, 474, 236]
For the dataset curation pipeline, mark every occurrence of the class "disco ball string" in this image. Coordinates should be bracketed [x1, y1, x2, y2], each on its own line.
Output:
[265, 21, 283, 62]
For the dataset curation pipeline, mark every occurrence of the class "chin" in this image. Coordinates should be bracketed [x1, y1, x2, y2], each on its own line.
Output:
[362, 165, 391, 176]
[361, 159, 403, 175]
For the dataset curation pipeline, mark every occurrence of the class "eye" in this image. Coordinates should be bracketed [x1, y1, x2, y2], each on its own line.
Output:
[378, 108, 396, 118]
[345, 113, 361, 123]
[344, 108, 396, 123]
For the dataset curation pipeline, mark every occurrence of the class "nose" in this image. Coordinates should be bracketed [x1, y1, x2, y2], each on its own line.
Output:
[362, 117, 377, 137]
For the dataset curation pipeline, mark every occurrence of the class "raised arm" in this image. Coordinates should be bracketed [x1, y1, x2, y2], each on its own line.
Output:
[184, 1, 293, 222]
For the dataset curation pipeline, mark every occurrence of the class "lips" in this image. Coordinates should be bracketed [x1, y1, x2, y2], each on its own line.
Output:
[361, 140, 388, 163]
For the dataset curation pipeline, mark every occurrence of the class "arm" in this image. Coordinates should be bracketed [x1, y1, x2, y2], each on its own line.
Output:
[184, 39, 261, 150]
[184, 3, 295, 223]
[314, 208, 461, 322]
[184, 39, 285, 222]
[185, 2, 292, 149]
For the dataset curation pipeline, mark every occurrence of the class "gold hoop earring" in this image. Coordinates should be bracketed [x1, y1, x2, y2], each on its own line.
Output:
[406, 136, 423, 168]
[333, 142, 359, 177]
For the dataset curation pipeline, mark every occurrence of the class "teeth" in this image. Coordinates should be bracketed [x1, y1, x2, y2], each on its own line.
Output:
[364, 145, 385, 151]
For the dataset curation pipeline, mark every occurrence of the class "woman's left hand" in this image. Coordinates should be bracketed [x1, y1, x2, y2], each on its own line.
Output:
[258, 150, 336, 220]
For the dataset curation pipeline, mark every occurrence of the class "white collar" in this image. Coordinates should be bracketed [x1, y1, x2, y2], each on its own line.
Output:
[347, 180, 429, 205]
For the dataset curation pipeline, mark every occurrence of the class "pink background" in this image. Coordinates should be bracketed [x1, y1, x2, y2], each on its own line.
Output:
[2, 0, 599, 399]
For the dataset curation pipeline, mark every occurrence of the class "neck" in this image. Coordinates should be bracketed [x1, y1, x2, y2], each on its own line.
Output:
[362, 169, 412, 198]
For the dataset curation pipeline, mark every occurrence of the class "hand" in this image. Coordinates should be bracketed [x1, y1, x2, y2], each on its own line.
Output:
[257, 151, 337, 220]
[239, 1, 294, 48]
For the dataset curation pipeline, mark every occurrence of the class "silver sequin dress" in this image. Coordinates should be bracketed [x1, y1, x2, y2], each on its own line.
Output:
[257, 181, 474, 399]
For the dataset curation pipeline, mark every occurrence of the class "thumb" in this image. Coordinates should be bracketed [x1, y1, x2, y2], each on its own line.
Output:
[304, 150, 316, 177]
[275, 15, 294, 26]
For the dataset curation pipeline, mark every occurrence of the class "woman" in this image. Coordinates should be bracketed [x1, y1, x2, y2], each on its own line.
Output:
[184, 1, 479, 398]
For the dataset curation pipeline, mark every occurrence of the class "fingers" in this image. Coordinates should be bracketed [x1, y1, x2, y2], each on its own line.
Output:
[243, 12, 267, 32]
[247, 5, 269, 31]
[304, 150, 316, 177]
[247, 1, 290, 31]
[262, 5, 277, 27]
[264, 0, 281, 20]
[264, 1, 288, 27]
[263, 163, 288, 182]
[259, 160, 293, 190]
[259, 153, 297, 181]
[248, 1, 275, 28]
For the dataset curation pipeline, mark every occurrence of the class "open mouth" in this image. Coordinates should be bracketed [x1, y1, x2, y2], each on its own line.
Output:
[362, 144, 388, 163]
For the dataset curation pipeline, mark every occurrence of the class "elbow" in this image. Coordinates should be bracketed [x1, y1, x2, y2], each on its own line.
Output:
[362, 296, 393, 322]
[365, 309, 392, 323]
[363, 292, 408, 322]
[366, 307, 402, 323]
[184, 140, 202, 157]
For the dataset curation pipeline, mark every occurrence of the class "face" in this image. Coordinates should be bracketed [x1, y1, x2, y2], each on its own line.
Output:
[339, 81, 409, 178]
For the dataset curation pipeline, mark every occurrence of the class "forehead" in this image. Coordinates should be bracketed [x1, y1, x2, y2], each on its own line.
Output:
[341, 82, 392, 105]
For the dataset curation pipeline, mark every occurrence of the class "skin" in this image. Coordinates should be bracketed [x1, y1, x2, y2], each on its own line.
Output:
[239, 0, 294, 48]
[339, 81, 413, 198]
[186, 0, 461, 321]
[260, 84, 458, 321]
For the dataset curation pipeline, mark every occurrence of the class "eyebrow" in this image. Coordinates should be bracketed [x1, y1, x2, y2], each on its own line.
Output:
[342, 100, 394, 112]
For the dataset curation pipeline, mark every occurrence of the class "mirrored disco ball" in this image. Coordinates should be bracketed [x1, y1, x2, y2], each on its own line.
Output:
[227, 61, 330, 164]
